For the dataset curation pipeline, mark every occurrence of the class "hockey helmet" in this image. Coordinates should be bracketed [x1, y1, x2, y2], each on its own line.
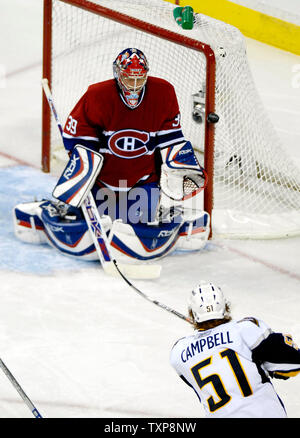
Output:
[188, 280, 226, 323]
[113, 48, 149, 107]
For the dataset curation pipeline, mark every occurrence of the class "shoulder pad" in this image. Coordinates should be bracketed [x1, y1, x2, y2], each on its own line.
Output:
[238, 317, 260, 326]
[171, 336, 186, 350]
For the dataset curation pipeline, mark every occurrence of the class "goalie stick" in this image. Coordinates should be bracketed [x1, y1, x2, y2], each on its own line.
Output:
[0, 357, 43, 418]
[42, 79, 192, 323]
[41, 78, 160, 280]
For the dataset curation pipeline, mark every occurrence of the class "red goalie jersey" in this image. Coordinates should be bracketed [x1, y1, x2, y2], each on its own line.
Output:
[62, 77, 185, 191]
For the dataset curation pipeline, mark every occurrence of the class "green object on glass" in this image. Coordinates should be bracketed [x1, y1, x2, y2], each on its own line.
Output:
[173, 6, 183, 26]
[182, 6, 194, 30]
[172, 6, 194, 30]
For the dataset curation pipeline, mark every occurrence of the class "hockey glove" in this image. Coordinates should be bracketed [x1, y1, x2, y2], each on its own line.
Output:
[156, 142, 207, 222]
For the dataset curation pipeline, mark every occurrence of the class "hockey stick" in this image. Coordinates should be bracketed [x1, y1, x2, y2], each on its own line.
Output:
[41, 78, 161, 280]
[115, 264, 193, 323]
[0, 357, 43, 418]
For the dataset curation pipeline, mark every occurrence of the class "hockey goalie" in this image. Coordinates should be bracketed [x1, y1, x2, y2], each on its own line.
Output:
[13, 48, 210, 263]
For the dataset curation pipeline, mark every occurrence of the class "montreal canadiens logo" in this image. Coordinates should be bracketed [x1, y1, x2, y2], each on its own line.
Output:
[108, 129, 150, 159]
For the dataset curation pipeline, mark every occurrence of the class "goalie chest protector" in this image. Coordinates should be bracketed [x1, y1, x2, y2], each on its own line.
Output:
[62, 77, 185, 190]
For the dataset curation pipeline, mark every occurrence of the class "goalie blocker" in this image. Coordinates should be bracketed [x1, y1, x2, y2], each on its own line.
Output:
[13, 143, 210, 262]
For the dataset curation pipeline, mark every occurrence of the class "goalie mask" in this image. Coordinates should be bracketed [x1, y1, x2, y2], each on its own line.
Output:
[188, 280, 226, 323]
[113, 48, 149, 108]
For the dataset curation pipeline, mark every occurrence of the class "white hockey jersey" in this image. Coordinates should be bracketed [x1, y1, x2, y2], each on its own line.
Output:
[170, 318, 300, 418]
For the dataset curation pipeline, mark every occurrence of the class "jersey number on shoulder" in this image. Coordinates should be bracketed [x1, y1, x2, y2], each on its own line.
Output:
[172, 113, 181, 127]
[66, 116, 78, 135]
[191, 349, 253, 413]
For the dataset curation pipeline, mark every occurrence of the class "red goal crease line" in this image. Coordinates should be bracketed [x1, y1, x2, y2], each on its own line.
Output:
[215, 241, 300, 282]
[0, 150, 40, 169]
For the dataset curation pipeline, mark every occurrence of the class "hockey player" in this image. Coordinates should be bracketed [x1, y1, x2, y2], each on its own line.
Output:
[14, 48, 210, 262]
[170, 280, 300, 418]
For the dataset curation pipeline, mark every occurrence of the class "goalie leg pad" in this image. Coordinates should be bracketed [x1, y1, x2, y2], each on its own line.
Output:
[39, 200, 180, 262]
[14, 199, 111, 260]
[176, 211, 210, 251]
[40, 201, 96, 259]
[109, 220, 182, 262]
[13, 201, 48, 244]
[40, 201, 112, 260]
[14, 200, 209, 261]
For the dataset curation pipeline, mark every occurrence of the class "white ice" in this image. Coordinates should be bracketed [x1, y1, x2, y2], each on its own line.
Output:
[0, 0, 299, 418]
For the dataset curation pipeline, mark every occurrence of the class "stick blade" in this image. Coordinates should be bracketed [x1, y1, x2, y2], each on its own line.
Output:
[103, 261, 161, 279]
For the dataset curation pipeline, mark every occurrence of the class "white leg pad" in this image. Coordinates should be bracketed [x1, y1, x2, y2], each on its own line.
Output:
[176, 211, 210, 251]
[13, 201, 48, 244]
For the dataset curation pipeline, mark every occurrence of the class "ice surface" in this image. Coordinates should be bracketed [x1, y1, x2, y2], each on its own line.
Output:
[0, 0, 299, 418]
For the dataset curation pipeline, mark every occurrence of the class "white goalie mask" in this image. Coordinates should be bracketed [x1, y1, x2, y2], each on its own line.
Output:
[188, 280, 226, 323]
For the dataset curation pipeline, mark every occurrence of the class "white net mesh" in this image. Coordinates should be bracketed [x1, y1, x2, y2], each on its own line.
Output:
[48, 0, 300, 238]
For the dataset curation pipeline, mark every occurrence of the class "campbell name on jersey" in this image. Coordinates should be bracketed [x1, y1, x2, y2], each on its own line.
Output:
[170, 318, 300, 418]
[62, 77, 185, 191]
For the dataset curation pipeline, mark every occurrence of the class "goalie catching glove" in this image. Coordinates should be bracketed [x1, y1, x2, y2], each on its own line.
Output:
[157, 141, 207, 222]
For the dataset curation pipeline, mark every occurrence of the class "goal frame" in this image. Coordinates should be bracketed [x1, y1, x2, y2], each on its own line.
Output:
[42, 0, 217, 231]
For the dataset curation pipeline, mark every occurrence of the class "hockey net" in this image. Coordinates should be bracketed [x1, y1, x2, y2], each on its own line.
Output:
[42, 0, 300, 239]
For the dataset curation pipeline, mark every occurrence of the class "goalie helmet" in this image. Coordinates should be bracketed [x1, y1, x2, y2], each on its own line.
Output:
[113, 48, 149, 108]
[188, 280, 226, 323]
